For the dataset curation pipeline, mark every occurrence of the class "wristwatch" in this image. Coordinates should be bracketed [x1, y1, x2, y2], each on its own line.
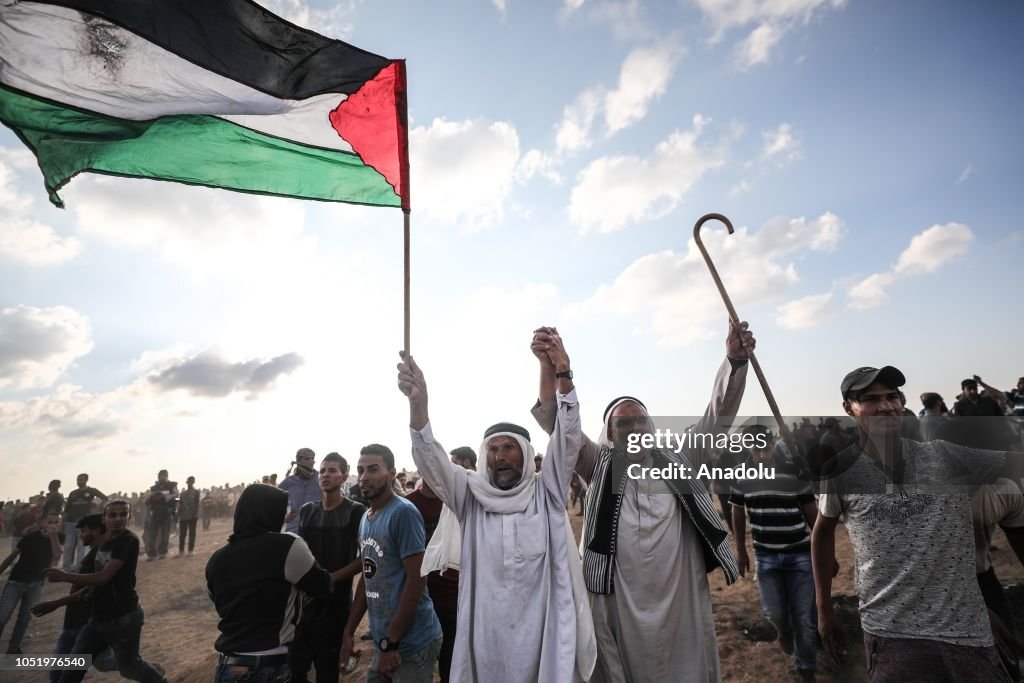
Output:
[378, 637, 400, 652]
[555, 369, 573, 380]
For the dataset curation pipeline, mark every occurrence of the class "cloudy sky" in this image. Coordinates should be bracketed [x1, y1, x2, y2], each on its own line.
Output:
[2, 0, 1022, 501]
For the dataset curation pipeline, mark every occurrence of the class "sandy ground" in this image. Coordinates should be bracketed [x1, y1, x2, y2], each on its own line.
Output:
[9, 512, 1023, 682]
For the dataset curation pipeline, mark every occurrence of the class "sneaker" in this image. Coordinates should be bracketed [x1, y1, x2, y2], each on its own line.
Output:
[797, 669, 815, 682]
[6, 645, 23, 655]
[158, 555, 167, 560]
[777, 629, 794, 655]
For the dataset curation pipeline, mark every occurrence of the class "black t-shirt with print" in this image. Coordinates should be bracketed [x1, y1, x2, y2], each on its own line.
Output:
[92, 531, 141, 619]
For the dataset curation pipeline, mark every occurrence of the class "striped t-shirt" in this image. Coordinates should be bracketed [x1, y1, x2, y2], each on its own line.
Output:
[731, 459, 815, 553]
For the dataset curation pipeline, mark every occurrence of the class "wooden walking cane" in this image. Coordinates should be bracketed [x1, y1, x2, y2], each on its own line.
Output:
[693, 213, 802, 463]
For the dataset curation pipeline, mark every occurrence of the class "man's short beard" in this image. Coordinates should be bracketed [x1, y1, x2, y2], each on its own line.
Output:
[492, 469, 523, 491]
[362, 483, 388, 500]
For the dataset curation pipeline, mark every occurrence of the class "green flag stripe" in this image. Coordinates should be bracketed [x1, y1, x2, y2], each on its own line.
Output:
[0, 85, 401, 208]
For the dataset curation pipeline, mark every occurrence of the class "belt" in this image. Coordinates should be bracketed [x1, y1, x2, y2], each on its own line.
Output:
[219, 653, 288, 668]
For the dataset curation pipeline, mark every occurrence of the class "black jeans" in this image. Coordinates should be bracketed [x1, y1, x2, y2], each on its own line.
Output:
[289, 600, 347, 683]
[178, 518, 197, 553]
[145, 514, 171, 558]
[59, 606, 166, 683]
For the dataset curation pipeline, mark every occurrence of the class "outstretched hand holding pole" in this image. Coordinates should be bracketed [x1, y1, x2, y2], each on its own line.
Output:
[398, 351, 428, 431]
[694, 212, 800, 463]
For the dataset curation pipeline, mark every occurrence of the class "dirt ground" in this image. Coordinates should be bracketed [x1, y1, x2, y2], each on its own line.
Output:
[10, 512, 1023, 682]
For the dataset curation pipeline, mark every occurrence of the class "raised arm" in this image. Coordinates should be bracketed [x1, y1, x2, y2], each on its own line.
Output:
[682, 320, 754, 469]
[537, 332, 581, 504]
[398, 352, 471, 517]
[531, 327, 600, 483]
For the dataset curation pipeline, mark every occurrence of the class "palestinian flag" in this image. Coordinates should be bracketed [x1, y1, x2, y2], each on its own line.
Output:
[0, 0, 409, 210]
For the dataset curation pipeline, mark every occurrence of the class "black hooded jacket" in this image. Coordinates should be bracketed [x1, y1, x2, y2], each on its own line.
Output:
[205, 484, 330, 654]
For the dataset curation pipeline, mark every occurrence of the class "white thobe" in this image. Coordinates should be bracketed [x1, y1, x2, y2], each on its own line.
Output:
[589, 456, 720, 683]
[411, 389, 583, 683]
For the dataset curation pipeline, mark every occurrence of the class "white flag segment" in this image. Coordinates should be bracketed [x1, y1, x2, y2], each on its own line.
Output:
[0, 2, 354, 153]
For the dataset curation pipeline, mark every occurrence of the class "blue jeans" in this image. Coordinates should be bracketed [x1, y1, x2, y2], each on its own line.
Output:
[58, 606, 166, 682]
[366, 637, 441, 683]
[0, 579, 44, 650]
[63, 522, 83, 570]
[754, 549, 817, 671]
[51, 627, 117, 682]
[215, 661, 290, 682]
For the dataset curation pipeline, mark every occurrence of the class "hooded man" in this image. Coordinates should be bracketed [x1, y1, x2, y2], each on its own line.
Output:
[530, 321, 754, 683]
[395, 340, 597, 683]
[206, 484, 331, 682]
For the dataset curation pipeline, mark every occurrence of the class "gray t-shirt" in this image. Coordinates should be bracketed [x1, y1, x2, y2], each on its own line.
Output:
[819, 439, 1006, 646]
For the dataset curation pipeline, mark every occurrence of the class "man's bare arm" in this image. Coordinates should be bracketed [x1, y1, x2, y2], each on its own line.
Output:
[385, 553, 429, 645]
[47, 559, 124, 587]
[330, 558, 363, 585]
[812, 513, 844, 664]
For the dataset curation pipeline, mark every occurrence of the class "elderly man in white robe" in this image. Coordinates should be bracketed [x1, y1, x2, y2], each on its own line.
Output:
[531, 321, 755, 683]
[397, 338, 596, 683]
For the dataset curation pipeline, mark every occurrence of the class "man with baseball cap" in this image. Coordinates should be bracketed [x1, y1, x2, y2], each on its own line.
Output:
[812, 365, 1024, 682]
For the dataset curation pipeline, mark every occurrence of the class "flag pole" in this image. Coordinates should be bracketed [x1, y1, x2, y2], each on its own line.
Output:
[395, 59, 411, 358]
[693, 213, 802, 463]
[403, 209, 411, 357]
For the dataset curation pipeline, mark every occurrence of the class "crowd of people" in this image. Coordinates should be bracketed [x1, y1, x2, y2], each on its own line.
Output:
[1, 322, 1022, 682]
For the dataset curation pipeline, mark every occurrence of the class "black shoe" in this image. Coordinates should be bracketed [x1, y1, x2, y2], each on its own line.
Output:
[6, 645, 22, 655]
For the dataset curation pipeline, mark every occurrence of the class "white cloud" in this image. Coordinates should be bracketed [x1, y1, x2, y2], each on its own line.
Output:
[260, 0, 361, 38]
[586, 0, 651, 41]
[730, 180, 752, 196]
[555, 44, 680, 155]
[893, 222, 974, 276]
[956, 163, 974, 185]
[493, 0, 508, 15]
[735, 22, 783, 68]
[568, 115, 725, 235]
[775, 291, 833, 329]
[64, 176, 318, 279]
[564, 0, 586, 11]
[515, 149, 563, 185]
[696, 0, 847, 67]
[604, 44, 682, 133]
[0, 150, 81, 266]
[847, 222, 973, 310]
[0, 383, 126, 442]
[0, 218, 82, 267]
[555, 87, 602, 155]
[698, 0, 846, 34]
[0, 306, 94, 390]
[761, 123, 801, 163]
[571, 212, 844, 345]
[410, 117, 521, 231]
